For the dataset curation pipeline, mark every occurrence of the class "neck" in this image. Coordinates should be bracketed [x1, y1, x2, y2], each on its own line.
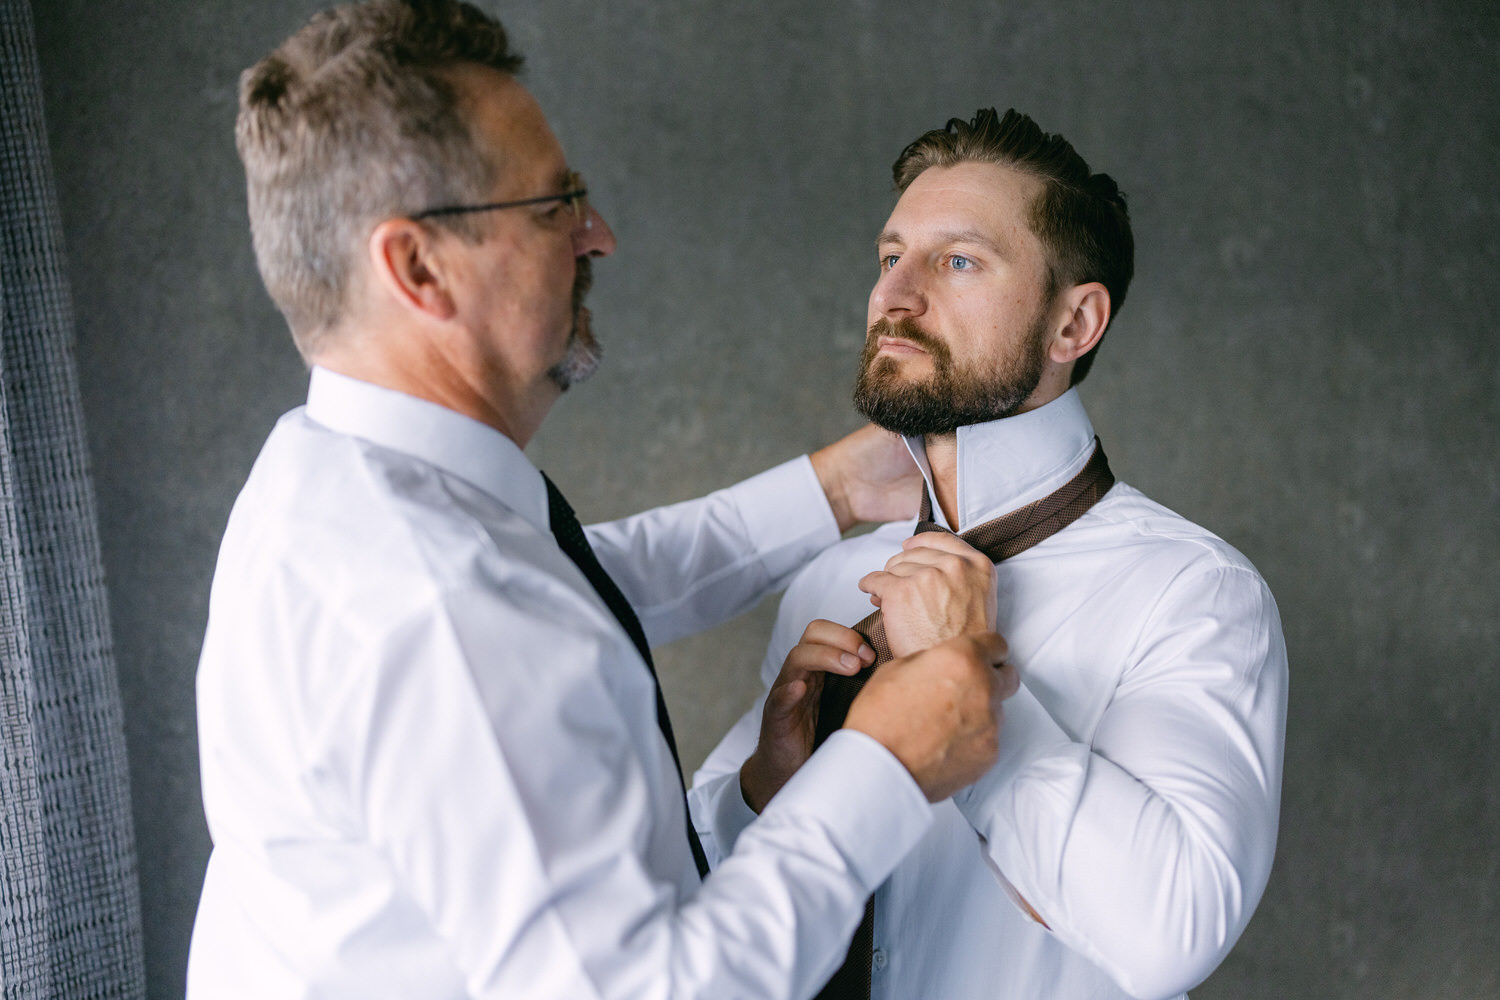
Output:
[311, 322, 556, 448]
[920, 380, 1076, 528]
[923, 432, 960, 527]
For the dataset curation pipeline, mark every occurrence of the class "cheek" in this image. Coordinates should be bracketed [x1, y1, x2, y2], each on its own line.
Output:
[547, 247, 579, 307]
[940, 310, 1011, 371]
[509, 258, 572, 322]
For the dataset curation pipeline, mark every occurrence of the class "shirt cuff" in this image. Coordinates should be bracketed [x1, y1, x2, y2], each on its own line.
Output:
[694, 770, 760, 858]
[762, 729, 932, 891]
[726, 456, 842, 586]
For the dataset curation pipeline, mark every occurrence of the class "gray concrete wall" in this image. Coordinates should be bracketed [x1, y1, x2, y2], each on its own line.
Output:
[32, 1, 1498, 996]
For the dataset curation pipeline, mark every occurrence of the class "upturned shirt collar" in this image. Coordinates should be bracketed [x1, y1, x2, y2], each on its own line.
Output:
[303, 366, 550, 536]
[903, 388, 1098, 532]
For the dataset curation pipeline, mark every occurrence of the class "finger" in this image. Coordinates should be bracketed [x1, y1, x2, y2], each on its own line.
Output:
[879, 547, 974, 574]
[901, 532, 994, 570]
[799, 619, 876, 662]
[901, 531, 986, 558]
[785, 638, 869, 677]
[857, 563, 950, 596]
[860, 560, 967, 605]
[882, 542, 993, 579]
[766, 675, 811, 711]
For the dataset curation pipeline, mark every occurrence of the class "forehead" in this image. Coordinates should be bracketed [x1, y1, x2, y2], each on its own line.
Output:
[452, 64, 567, 190]
[883, 161, 1044, 252]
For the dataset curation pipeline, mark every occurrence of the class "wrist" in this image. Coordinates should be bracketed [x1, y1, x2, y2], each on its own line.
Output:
[738, 759, 770, 815]
[809, 445, 855, 534]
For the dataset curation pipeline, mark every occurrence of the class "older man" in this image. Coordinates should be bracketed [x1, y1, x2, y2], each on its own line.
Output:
[187, 3, 1014, 998]
[693, 109, 1288, 1000]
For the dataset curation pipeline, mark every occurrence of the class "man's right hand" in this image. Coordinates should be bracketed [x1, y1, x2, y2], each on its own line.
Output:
[859, 531, 998, 658]
[844, 632, 1017, 803]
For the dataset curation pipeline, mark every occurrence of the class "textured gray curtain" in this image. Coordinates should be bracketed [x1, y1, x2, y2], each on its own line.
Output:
[0, 0, 146, 996]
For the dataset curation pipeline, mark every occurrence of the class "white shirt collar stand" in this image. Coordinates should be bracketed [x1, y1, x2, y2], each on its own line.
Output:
[902, 388, 1098, 532]
[304, 366, 550, 535]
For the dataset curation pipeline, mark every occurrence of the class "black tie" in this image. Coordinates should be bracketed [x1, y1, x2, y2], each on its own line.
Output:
[542, 473, 711, 879]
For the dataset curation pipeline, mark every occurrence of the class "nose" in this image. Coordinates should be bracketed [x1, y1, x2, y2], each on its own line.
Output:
[869, 257, 925, 320]
[574, 203, 616, 258]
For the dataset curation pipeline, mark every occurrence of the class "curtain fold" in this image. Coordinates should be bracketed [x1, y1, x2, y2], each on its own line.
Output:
[0, 0, 146, 996]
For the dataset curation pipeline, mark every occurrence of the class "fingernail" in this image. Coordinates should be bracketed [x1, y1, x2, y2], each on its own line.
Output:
[840, 652, 860, 670]
[858, 643, 874, 662]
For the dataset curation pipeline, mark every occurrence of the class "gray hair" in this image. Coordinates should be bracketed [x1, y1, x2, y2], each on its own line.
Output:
[235, 0, 523, 356]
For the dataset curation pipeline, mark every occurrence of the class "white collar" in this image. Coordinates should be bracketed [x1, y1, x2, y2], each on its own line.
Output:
[904, 388, 1098, 532]
[303, 366, 550, 536]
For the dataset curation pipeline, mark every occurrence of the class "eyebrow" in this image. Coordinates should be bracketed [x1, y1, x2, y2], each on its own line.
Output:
[876, 228, 1013, 259]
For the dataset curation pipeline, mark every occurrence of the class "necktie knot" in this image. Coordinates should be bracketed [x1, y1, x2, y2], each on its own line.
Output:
[814, 439, 1114, 746]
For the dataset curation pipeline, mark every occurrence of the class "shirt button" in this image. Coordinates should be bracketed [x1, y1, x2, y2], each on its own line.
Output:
[872, 948, 888, 971]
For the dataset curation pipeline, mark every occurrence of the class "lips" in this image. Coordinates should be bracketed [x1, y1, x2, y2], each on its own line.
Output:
[867, 316, 947, 359]
[876, 336, 928, 356]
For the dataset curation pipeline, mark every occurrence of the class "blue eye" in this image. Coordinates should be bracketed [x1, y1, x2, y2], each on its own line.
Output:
[950, 254, 972, 271]
[881, 253, 901, 270]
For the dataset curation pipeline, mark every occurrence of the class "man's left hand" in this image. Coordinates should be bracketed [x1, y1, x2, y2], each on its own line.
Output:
[809, 424, 921, 533]
[739, 619, 874, 813]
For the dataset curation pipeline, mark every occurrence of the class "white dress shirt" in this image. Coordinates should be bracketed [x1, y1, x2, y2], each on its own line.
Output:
[188, 367, 935, 1000]
[692, 389, 1288, 1000]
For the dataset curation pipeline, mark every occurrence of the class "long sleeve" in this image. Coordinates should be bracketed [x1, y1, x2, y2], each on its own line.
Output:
[334, 586, 932, 1000]
[690, 527, 912, 869]
[689, 698, 764, 867]
[955, 564, 1288, 999]
[585, 456, 841, 647]
[688, 398, 1290, 1000]
[190, 399, 929, 1000]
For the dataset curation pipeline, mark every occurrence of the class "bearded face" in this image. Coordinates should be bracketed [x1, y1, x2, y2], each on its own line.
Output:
[852, 307, 1051, 437]
[546, 255, 602, 390]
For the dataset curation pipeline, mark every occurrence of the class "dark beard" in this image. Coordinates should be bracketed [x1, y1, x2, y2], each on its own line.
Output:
[852, 313, 1050, 436]
[547, 256, 602, 390]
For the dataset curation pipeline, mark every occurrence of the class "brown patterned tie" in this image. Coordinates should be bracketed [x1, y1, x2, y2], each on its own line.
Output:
[809, 439, 1115, 1000]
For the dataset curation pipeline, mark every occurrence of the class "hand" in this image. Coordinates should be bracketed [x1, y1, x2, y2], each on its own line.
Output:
[858, 532, 998, 658]
[809, 424, 922, 533]
[739, 620, 875, 813]
[845, 632, 1018, 803]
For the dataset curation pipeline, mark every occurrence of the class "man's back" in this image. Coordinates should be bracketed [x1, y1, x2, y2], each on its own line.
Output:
[191, 404, 657, 996]
[191, 378, 696, 997]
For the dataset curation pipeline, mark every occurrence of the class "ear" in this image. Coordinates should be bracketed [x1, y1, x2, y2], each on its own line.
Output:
[366, 218, 459, 322]
[1047, 282, 1111, 366]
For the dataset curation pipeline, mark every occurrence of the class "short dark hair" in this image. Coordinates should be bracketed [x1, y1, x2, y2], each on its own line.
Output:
[892, 109, 1133, 385]
[236, 0, 523, 355]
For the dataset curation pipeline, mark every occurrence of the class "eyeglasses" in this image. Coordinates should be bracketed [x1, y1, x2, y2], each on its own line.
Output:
[411, 171, 589, 223]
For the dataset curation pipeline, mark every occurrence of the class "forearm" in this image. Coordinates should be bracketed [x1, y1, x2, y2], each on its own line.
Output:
[364, 594, 933, 999]
[958, 700, 1278, 998]
[677, 733, 932, 999]
[585, 456, 839, 646]
[955, 569, 1288, 998]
